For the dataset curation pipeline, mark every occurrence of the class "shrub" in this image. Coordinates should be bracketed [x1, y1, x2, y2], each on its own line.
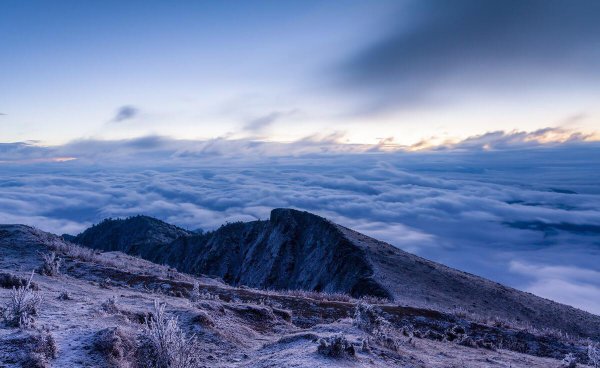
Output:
[57, 291, 72, 301]
[4, 271, 43, 328]
[94, 327, 136, 368]
[353, 301, 380, 333]
[38, 252, 61, 276]
[189, 282, 219, 302]
[22, 330, 57, 368]
[101, 296, 120, 315]
[352, 301, 401, 351]
[317, 334, 355, 358]
[561, 353, 577, 368]
[0, 272, 38, 290]
[589, 343, 600, 368]
[137, 300, 201, 368]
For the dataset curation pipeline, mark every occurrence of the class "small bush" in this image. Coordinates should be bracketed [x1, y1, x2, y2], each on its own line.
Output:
[57, 291, 72, 301]
[38, 252, 61, 276]
[101, 296, 120, 315]
[561, 353, 577, 368]
[22, 330, 57, 368]
[352, 301, 401, 351]
[0, 272, 38, 290]
[94, 327, 136, 368]
[589, 343, 600, 368]
[353, 302, 380, 333]
[317, 334, 355, 358]
[190, 282, 219, 302]
[137, 300, 201, 368]
[3, 271, 43, 328]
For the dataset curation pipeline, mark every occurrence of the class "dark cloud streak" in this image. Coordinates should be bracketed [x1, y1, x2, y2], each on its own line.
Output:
[110, 105, 139, 123]
[338, 0, 600, 112]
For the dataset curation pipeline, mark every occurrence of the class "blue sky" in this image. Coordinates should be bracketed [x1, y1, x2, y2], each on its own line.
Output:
[1, 0, 599, 145]
[1, 1, 600, 313]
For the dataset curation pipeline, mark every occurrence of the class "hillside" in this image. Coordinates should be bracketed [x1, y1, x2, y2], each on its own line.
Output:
[72, 208, 600, 341]
[1, 223, 598, 367]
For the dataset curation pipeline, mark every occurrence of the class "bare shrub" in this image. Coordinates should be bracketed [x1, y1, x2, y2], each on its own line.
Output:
[561, 353, 577, 368]
[22, 330, 57, 368]
[38, 252, 61, 276]
[100, 277, 113, 289]
[190, 283, 220, 302]
[0, 272, 38, 290]
[589, 343, 600, 368]
[137, 300, 201, 368]
[58, 291, 73, 301]
[94, 327, 136, 368]
[353, 302, 381, 333]
[353, 301, 401, 351]
[101, 296, 120, 315]
[317, 334, 355, 358]
[4, 271, 43, 328]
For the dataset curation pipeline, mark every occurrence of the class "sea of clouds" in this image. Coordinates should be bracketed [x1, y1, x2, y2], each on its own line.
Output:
[1, 136, 599, 314]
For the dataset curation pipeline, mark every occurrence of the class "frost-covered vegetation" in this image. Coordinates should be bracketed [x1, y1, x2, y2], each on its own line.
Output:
[38, 252, 61, 276]
[137, 300, 201, 368]
[2, 272, 43, 328]
[317, 334, 355, 358]
[590, 343, 600, 368]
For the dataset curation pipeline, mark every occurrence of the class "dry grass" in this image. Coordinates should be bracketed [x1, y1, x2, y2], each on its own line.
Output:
[48, 241, 97, 262]
[137, 300, 202, 368]
[38, 252, 61, 276]
[3, 271, 43, 328]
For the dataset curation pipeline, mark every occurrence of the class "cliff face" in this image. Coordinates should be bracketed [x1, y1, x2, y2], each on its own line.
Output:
[71, 208, 600, 339]
[74, 209, 391, 299]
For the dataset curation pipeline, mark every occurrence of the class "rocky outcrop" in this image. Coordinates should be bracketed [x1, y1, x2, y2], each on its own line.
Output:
[74, 209, 392, 299]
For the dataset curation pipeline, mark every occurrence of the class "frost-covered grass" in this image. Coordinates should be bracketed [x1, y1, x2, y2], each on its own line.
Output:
[38, 252, 61, 277]
[21, 330, 57, 368]
[589, 343, 600, 368]
[317, 334, 355, 358]
[48, 241, 97, 262]
[3, 271, 43, 328]
[137, 300, 201, 368]
[94, 327, 136, 368]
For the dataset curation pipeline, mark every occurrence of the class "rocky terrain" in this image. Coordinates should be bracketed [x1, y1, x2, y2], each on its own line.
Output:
[0, 211, 599, 367]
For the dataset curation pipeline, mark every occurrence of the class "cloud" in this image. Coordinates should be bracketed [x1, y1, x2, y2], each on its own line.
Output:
[510, 261, 600, 314]
[422, 127, 600, 151]
[244, 109, 300, 132]
[337, 0, 600, 112]
[110, 105, 139, 123]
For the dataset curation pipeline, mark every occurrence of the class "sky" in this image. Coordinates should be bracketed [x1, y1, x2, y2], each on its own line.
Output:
[1, 0, 599, 145]
[1, 1, 600, 314]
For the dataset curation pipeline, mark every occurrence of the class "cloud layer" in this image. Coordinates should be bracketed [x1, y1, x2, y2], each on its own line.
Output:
[1, 137, 599, 314]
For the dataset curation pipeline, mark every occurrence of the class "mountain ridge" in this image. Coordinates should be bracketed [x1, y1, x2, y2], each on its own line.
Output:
[69, 208, 600, 340]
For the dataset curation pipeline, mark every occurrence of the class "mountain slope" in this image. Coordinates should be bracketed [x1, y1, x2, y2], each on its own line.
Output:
[72, 208, 600, 340]
[1, 224, 589, 367]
